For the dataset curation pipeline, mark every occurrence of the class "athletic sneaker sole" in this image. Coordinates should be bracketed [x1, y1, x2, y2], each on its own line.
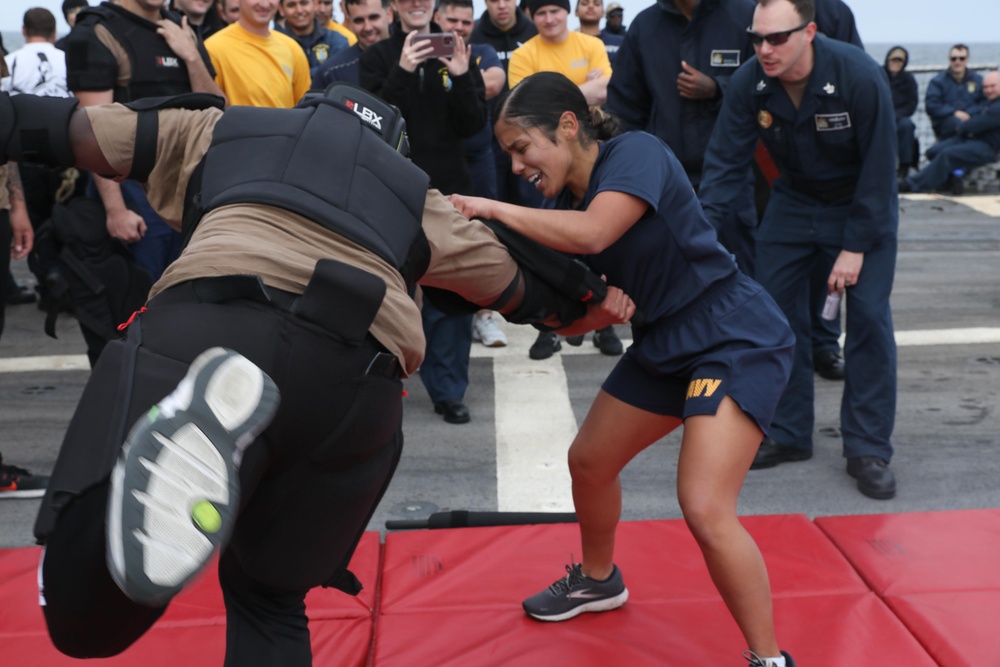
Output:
[106, 348, 279, 606]
[523, 588, 629, 622]
[0, 488, 47, 499]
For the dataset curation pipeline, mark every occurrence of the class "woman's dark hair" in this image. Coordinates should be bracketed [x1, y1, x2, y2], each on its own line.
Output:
[496, 72, 621, 146]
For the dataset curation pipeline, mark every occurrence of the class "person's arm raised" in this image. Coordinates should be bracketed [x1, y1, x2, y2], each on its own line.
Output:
[449, 189, 648, 255]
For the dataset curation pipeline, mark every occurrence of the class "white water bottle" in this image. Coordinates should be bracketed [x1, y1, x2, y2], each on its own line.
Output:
[821, 292, 841, 320]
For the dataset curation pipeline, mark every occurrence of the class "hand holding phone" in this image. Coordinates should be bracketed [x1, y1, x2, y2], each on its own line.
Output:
[412, 33, 455, 58]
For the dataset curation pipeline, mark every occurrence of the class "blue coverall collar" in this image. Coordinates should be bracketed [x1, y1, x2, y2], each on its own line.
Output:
[752, 35, 840, 123]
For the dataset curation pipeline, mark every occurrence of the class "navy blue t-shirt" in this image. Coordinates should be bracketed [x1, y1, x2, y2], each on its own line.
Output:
[546, 132, 737, 324]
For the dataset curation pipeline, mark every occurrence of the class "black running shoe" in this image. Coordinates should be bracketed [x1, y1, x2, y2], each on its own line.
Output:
[593, 326, 623, 356]
[523, 563, 629, 621]
[529, 331, 561, 360]
[0, 462, 49, 499]
[745, 650, 797, 667]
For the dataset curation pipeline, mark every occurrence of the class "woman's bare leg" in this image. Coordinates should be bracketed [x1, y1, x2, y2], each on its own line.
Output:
[677, 396, 780, 657]
[569, 390, 681, 579]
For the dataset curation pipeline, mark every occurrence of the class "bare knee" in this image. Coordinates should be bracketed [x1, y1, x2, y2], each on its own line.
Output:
[568, 445, 617, 488]
[679, 492, 738, 548]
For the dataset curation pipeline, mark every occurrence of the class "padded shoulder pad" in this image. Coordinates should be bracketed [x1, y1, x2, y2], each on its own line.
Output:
[125, 94, 224, 182]
[123, 93, 226, 113]
[0, 93, 81, 168]
[298, 82, 410, 156]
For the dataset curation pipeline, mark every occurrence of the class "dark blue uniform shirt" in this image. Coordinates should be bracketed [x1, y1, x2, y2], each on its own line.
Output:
[597, 29, 624, 66]
[814, 0, 863, 48]
[699, 35, 898, 253]
[546, 132, 737, 324]
[959, 96, 1000, 152]
[316, 43, 363, 87]
[925, 69, 985, 129]
[465, 43, 502, 155]
[277, 20, 350, 80]
[607, 0, 754, 185]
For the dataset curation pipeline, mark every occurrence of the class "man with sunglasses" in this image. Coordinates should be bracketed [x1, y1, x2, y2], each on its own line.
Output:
[926, 44, 986, 141]
[699, 0, 899, 504]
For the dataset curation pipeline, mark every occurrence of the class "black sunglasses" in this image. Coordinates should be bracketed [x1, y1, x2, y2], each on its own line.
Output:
[950, 55, 968, 62]
[746, 22, 810, 47]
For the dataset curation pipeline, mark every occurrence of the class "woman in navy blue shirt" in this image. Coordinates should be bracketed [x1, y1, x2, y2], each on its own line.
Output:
[450, 71, 797, 667]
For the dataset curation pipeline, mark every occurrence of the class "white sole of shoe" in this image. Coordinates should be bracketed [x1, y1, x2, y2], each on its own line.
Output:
[106, 348, 279, 606]
[0, 488, 46, 499]
[526, 588, 629, 622]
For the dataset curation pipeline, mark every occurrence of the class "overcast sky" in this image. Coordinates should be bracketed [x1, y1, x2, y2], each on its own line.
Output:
[1, 0, 998, 44]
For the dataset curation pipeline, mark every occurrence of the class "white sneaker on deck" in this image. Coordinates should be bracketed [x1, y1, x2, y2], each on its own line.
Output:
[472, 311, 508, 347]
[106, 348, 279, 606]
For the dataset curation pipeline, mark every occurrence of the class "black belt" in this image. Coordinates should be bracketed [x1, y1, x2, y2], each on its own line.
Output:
[149, 275, 400, 379]
[150, 274, 300, 311]
[784, 179, 856, 204]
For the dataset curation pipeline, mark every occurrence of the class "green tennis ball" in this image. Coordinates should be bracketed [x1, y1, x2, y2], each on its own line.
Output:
[192, 501, 222, 533]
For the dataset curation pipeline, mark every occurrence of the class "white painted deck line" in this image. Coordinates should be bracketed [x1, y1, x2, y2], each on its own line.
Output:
[0, 355, 90, 373]
[955, 195, 1000, 218]
[1, 328, 998, 372]
[901, 192, 1000, 217]
[492, 323, 576, 512]
[894, 327, 1000, 347]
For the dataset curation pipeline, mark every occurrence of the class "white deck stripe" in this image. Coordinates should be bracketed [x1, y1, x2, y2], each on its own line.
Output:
[493, 324, 575, 512]
[955, 195, 1000, 218]
[0, 355, 90, 373]
[0, 327, 998, 372]
[894, 327, 1000, 346]
[902, 193, 1000, 217]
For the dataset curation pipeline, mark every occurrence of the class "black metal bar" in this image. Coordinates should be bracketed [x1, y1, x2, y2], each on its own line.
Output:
[386, 511, 578, 531]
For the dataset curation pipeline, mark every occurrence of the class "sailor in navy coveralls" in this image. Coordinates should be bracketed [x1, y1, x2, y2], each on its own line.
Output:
[699, 0, 899, 500]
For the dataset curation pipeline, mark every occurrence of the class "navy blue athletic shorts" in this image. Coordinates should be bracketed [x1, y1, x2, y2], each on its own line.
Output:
[602, 273, 795, 433]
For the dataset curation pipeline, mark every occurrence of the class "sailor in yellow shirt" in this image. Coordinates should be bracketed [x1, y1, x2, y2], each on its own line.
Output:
[507, 0, 611, 105]
[206, 0, 312, 107]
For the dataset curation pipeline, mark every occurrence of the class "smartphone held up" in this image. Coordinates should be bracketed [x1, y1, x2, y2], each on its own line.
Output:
[413, 33, 455, 58]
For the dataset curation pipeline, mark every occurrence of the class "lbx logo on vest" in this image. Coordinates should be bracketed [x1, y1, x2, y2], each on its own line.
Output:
[156, 56, 181, 68]
[345, 98, 383, 131]
[686, 378, 722, 399]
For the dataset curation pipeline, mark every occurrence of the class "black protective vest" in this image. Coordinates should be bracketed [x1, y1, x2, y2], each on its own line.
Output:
[198, 102, 431, 283]
[74, 4, 195, 103]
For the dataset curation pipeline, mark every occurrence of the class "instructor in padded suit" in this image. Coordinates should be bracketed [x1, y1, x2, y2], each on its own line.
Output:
[0, 86, 630, 665]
